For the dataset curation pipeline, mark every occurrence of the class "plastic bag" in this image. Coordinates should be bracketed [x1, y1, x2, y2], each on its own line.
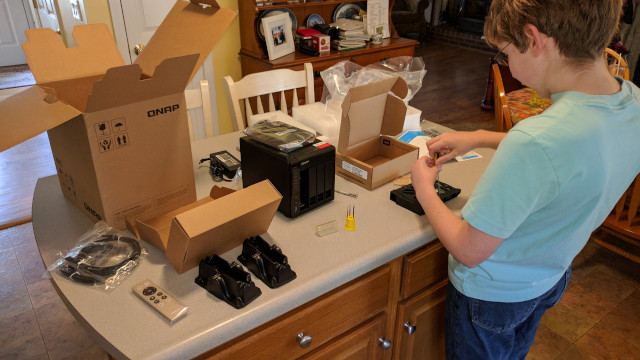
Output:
[49, 221, 146, 291]
[321, 56, 427, 104]
[243, 120, 316, 153]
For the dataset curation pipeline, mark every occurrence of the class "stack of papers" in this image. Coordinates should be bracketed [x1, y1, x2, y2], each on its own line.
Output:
[331, 19, 369, 50]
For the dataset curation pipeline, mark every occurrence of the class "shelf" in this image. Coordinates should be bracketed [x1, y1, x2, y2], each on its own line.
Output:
[240, 37, 417, 67]
[256, 1, 365, 10]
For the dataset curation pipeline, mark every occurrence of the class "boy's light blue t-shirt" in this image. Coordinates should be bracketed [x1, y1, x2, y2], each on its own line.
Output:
[453, 79, 640, 302]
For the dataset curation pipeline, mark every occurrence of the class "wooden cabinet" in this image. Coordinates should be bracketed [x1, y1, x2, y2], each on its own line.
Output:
[394, 279, 448, 360]
[392, 241, 449, 360]
[238, 0, 418, 100]
[198, 265, 392, 359]
[197, 241, 449, 360]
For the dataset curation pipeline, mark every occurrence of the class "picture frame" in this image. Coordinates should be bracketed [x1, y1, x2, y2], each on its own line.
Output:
[262, 12, 295, 61]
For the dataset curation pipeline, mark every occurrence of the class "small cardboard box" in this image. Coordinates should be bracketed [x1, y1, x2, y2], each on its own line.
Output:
[129, 180, 282, 274]
[336, 77, 419, 190]
[0, 0, 236, 229]
[312, 34, 331, 52]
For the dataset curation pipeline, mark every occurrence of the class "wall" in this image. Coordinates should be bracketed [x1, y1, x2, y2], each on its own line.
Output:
[212, 0, 241, 134]
[83, 0, 113, 36]
[80, 0, 241, 135]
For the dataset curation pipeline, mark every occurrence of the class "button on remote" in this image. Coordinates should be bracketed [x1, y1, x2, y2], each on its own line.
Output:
[132, 280, 188, 324]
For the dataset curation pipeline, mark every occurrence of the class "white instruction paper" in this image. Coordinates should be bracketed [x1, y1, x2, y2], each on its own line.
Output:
[398, 130, 482, 162]
[366, 0, 390, 38]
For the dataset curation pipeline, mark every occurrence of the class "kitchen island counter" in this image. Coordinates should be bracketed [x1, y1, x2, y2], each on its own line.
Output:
[32, 122, 493, 359]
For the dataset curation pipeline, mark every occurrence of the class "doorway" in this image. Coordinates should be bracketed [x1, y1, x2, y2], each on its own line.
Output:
[0, 0, 36, 66]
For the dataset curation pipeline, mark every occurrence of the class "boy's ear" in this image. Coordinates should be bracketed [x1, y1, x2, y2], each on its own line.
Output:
[523, 24, 545, 56]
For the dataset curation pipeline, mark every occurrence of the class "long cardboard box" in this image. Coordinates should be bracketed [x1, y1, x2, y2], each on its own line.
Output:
[0, 0, 236, 229]
[130, 181, 282, 274]
[335, 77, 419, 190]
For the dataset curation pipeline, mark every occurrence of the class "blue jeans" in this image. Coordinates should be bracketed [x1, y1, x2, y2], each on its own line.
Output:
[446, 267, 571, 360]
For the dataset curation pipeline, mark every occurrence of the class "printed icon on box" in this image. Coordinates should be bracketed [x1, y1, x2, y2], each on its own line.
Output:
[58, 168, 77, 198]
[98, 138, 113, 152]
[111, 118, 127, 133]
[115, 133, 130, 149]
[95, 122, 111, 137]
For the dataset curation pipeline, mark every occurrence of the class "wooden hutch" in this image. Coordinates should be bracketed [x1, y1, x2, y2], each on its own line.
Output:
[238, 0, 419, 100]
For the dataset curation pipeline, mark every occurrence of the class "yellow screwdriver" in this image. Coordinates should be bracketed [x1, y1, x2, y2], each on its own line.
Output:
[433, 151, 441, 196]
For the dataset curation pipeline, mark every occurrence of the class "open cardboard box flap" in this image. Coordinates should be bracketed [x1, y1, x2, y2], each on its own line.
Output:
[22, 23, 124, 84]
[23, 0, 235, 85]
[135, 0, 236, 84]
[0, 87, 81, 151]
[338, 77, 409, 155]
[130, 181, 282, 274]
[0, 0, 237, 153]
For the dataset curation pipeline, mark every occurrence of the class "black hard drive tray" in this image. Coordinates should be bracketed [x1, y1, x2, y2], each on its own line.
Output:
[390, 181, 461, 215]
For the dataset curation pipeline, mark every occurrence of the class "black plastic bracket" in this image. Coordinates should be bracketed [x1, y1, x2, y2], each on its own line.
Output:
[195, 254, 261, 309]
[237, 236, 297, 289]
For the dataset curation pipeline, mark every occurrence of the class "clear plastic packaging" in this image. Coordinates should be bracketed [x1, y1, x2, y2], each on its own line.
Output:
[243, 120, 316, 153]
[320, 56, 427, 105]
[49, 221, 146, 291]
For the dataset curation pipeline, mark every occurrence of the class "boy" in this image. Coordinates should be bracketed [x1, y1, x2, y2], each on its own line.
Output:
[410, 0, 640, 358]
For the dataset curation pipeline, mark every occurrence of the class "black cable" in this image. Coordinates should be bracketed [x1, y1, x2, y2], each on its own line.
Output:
[59, 235, 141, 284]
[199, 157, 232, 182]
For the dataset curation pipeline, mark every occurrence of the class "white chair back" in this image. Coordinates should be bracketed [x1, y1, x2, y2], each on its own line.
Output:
[223, 63, 315, 131]
[185, 80, 217, 141]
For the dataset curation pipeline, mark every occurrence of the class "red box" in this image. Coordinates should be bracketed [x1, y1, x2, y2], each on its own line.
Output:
[311, 34, 330, 52]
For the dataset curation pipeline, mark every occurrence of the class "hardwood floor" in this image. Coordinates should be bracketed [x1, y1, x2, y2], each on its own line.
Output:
[410, 41, 495, 132]
[0, 41, 638, 360]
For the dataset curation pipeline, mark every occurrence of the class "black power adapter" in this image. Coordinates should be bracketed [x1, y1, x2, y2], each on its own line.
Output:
[199, 151, 240, 182]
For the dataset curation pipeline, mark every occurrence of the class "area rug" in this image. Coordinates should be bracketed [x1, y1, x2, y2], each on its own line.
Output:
[0, 64, 35, 89]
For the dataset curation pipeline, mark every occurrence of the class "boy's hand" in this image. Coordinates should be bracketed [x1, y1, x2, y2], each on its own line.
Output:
[426, 131, 477, 164]
[411, 156, 439, 188]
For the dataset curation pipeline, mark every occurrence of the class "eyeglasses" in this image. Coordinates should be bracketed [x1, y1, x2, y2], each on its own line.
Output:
[493, 42, 510, 66]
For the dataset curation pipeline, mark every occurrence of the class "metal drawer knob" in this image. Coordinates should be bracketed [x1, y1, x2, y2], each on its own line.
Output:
[378, 337, 392, 349]
[404, 322, 416, 335]
[297, 332, 312, 348]
[134, 44, 145, 55]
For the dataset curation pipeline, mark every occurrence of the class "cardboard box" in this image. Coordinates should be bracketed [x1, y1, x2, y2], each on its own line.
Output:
[336, 77, 419, 190]
[293, 101, 421, 146]
[312, 34, 331, 52]
[0, 0, 236, 229]
[129, 180, 282, 274]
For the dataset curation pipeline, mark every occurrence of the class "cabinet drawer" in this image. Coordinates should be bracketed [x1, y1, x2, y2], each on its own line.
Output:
[206, 265, 391, 360]
[401, 241, 448, 299]
[350, 47, 416, 67]
[299, 314, 387, 360]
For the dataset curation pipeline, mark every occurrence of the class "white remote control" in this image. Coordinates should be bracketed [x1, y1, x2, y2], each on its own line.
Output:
[132, 279, 189, 324]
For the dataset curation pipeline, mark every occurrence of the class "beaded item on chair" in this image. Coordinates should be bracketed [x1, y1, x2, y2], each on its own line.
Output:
[505, 88, 552, 126]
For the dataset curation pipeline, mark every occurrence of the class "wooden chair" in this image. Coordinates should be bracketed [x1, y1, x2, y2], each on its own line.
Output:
[591, 174, 640, 264]
[488, 49, 629, 132]
[223, 63, 315, 132]
[391, 0, 429, 42]
[605, 47, 630, 79]
[492, 63, 552, 132]
[184, 80, 217, 141]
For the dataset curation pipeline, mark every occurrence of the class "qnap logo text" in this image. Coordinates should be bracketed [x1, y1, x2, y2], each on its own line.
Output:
[147, 104, 180, 117]
[83, 202, 103, 220]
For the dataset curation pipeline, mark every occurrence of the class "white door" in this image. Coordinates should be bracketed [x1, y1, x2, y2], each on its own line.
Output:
[0, 0, 34, 66]
[34, 0, 59, 34]
[109, 0, 219, 139]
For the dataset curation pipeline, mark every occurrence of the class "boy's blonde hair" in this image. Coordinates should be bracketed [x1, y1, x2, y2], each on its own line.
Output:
[484, 0, 623, 60]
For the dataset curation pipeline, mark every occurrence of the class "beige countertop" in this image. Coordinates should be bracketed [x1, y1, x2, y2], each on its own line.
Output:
[32, 122, 493, 359]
